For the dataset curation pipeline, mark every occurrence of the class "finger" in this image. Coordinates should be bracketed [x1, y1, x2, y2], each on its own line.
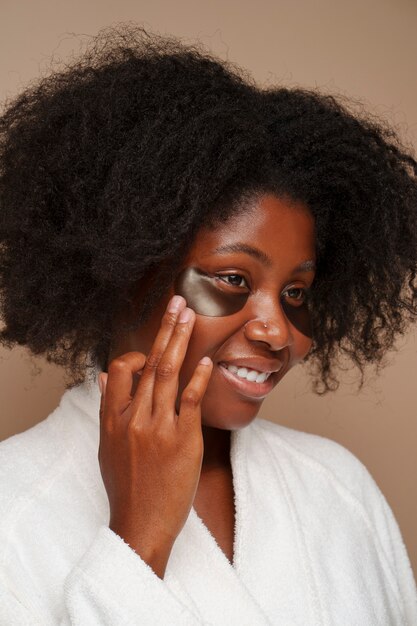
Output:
[131, 295, 186, 415]
[150, 306, 196, 420]
[104, 352, 147, 424]
[177, 357, 213, 430]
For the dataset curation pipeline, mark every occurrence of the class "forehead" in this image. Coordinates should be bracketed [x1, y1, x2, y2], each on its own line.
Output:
[184, 194, 315, 266]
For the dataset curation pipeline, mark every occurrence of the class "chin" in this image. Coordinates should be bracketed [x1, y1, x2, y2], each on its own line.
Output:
[200, 397, 262, 431]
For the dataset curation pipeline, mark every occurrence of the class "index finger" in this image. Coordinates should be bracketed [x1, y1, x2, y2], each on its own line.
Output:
[132, 295, 187, 414]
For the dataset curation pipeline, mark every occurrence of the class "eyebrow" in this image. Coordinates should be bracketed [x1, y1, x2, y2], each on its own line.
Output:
[209, 243, 316, 273]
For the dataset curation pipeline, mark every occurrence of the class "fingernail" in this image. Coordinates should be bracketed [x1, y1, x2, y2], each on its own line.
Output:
[178, 307, 192, 323]
[98, 375, 104, 394]
[168, 295, 184, 313]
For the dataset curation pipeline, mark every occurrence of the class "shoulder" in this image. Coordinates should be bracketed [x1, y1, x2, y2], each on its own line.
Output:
[252, 416, 370, 473]
[248, 421, 417, 619]
[0, 404, 66, 503]
[249, 417, 404, 574]
[251, 418, 417, 617]
[250, 417, 385, 513]
[0, 381, 100, 520]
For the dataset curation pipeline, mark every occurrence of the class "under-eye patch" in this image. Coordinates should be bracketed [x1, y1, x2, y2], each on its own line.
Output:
[174, 267, 312, 338]
[281, 297, 312, 339]
[174, 267, 247, 316]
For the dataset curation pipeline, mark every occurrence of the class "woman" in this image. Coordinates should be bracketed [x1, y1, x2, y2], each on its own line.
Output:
[0, 25, 416, 625]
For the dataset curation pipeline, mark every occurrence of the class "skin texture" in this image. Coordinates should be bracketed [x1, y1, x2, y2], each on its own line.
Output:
[100, 194, 316, 572]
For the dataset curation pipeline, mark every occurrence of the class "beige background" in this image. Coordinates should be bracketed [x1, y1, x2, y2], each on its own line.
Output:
[1, 0, 416, 580]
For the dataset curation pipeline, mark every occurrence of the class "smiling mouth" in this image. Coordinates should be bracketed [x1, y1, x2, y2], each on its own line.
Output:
[217, 362, 277, 399]
[219, 362, 273, 383]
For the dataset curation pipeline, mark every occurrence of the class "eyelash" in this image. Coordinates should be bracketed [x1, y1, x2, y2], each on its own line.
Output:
[217, 274, 247, 288]
[216, 273, 310, 304]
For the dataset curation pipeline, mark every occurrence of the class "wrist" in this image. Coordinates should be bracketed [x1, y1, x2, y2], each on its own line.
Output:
[109, 520, 174, 579]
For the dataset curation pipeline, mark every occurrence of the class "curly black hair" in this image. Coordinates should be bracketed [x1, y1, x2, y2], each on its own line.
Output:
[1, 24, 416, 393]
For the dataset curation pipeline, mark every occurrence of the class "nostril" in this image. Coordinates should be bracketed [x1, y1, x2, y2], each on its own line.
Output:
[244, 317, 293, 351]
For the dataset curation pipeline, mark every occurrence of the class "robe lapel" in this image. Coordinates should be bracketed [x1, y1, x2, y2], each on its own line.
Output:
[165, 423, 273, 625]
[234, 419, 316, 624]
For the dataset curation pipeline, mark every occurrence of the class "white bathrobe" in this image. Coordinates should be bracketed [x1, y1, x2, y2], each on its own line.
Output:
[0, 375, 416, 625]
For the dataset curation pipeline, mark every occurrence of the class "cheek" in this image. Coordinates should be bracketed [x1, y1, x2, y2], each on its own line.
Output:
[177, 316, 225, 382]
[183, 317, 222, 363]
[288, 332, 313, 368]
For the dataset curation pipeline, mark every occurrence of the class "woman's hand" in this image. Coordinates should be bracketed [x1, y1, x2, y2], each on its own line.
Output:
[97, 295, 213, 577]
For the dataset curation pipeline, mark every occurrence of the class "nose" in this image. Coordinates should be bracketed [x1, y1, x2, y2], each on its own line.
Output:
[243, 301, 293, 351]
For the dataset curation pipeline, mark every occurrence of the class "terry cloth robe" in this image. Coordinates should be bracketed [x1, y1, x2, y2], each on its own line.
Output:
[0, 375, 416, 626]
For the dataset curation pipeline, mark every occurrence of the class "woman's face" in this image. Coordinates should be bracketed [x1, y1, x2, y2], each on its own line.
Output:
[113, 193, 316, 430]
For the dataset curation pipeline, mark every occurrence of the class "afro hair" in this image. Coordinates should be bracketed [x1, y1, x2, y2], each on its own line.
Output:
[1, 24, 416, 393]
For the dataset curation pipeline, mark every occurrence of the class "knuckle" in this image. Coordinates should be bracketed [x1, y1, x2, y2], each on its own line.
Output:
[162, 310, 178, 328]
[107, 357, 129, 375]
[126, 419, 146, 438]
[102, 423, 117, 442]
[146, 351, 163, 369]
[152, 423, 173, 446]
[181, 388, 200, 406]
[155, 361, 175, 380]
[101, 419, 115, 436]
[174, 322, 189, 337]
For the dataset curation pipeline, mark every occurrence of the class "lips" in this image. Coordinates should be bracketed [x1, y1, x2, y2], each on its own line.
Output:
[217, 362, 278, 399]
[218, 357, 283, 374]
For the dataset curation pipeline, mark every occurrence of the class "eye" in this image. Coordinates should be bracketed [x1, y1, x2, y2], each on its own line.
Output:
[215, 274, 249, 289]
[282, 286, 309, 307]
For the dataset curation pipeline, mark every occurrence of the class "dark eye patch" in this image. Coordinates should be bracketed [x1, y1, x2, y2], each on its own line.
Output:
[174, 266, 312, 338]
[174, 267, 248, 316]
[281, 299, 312, 338]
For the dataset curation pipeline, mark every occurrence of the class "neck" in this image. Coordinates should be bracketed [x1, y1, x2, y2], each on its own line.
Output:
[201, 425, 231, 470]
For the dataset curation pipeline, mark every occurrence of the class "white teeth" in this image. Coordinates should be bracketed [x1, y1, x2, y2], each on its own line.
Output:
[223, 364, 270, 384]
